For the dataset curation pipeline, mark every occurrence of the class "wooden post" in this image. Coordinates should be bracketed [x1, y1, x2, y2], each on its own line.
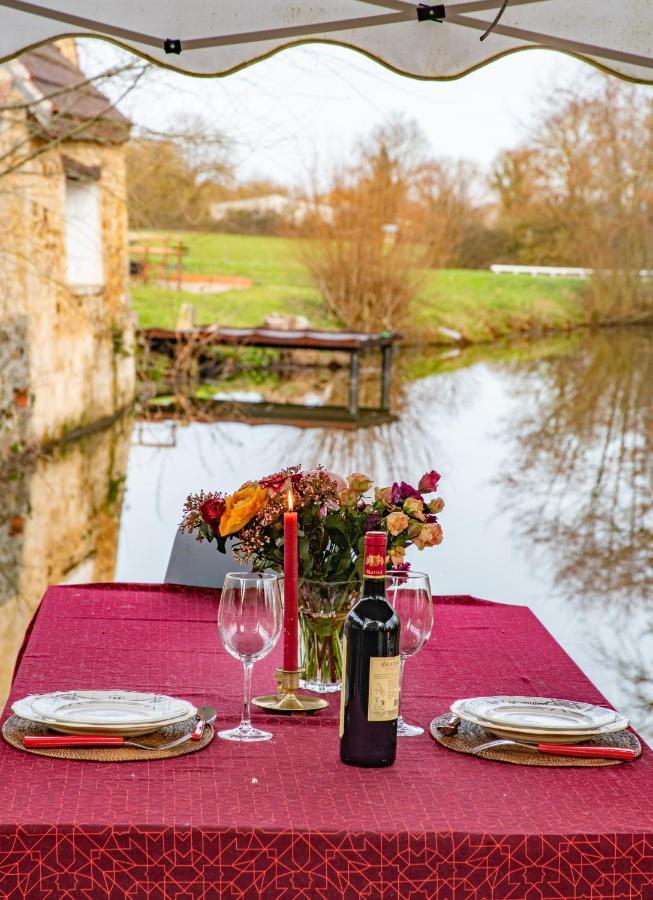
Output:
[380, 344, 393, 411]
[349, 351, 361, 417]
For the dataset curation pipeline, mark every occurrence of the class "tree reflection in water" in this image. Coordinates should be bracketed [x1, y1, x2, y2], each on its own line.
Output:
[498, 327, 653, 727]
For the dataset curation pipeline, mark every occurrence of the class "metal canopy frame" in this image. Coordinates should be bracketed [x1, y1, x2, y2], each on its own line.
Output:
[0, 0, 651, 74]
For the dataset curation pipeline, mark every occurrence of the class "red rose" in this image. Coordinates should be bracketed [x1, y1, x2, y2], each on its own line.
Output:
[199, 496, 225, 531]
[418, 470, 441, 493]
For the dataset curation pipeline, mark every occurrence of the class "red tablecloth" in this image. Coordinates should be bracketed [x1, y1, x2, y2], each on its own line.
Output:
[1, 583, 653, 899]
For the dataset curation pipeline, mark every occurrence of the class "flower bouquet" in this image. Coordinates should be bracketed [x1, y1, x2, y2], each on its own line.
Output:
[181, 466, 444, 690]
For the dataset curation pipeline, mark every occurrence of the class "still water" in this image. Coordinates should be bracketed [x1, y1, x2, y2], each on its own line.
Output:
[2, 327, 652, 738]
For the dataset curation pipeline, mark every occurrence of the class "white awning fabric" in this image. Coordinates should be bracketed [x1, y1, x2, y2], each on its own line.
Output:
[0, 0, 652, 83]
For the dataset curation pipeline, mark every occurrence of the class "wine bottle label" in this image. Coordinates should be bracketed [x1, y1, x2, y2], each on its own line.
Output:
[363, 552, 386, 578]
[367, 655, 401, 721]
[339, 635, 348, 738]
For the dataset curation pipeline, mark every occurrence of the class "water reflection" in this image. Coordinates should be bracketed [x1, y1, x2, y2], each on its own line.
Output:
[0, 417, 132, 700]
[497, 328, 653, 732]
[501, 328, 652, 609]
[1, 328, 652, 742]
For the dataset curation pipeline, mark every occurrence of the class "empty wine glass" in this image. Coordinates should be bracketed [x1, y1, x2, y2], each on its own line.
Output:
[386, 570, 433, 737]
[218, 572, 283, 742]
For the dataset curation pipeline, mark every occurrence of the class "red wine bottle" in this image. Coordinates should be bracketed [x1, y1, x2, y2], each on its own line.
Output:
[339, 531, 401, 767]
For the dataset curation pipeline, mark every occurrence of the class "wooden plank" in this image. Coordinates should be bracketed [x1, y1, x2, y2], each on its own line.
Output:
[138, 326, 400, 352]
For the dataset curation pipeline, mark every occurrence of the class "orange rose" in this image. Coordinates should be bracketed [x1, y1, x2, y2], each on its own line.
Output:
[219, 482, 269, 536]
[413, 522, 443, 550]
[386, 511, 409, 535]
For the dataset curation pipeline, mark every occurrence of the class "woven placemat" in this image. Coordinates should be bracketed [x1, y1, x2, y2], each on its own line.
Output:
[429, 713, 641, 766]
[2, 714, 214, 762]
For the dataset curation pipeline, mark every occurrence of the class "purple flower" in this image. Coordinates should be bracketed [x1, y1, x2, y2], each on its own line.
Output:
[365, 512, 382, 532]
[390, 481, 422, 505]
[418, 470, 441, 493]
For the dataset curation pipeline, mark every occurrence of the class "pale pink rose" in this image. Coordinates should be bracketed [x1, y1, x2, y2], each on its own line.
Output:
[339, 488, 358, 508]
[388, 545, 405, 566]
[348, 472, 373, 493]
[427, 497, 445, 514]
[403, 497, 425, 520]
[386, 511, 410, 535]
[406, 520, 423, 539]
[413, 522, 444, 550]
[374, 486, 393, 506]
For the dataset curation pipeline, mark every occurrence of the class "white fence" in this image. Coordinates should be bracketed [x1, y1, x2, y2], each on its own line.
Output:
[490, 264, 653, 280]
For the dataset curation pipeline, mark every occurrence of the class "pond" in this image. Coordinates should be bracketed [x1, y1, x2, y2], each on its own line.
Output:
[2, 326, 652, 740]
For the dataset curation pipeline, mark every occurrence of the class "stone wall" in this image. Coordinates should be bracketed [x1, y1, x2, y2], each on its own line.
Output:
[0, 95, 135, 457]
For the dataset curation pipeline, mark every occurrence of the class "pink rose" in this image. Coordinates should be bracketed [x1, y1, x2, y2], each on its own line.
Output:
[386, 511, 410, 535]
[418, 470, 441, 493]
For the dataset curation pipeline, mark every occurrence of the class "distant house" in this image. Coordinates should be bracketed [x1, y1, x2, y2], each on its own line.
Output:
[0, 40, 134, 457]
[210, 193, 333, 226]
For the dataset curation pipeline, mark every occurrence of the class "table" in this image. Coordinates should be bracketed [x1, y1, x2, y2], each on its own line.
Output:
[1, 584, 653, 898]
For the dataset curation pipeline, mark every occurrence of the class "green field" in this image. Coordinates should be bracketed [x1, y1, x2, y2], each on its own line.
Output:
[130, 232, 587, 343]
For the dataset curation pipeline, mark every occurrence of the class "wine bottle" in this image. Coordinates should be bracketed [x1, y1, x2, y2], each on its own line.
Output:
[339, 531, 401, 767]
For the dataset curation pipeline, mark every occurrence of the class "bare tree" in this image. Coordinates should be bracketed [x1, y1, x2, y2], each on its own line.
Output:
[491, 75, 653, 321]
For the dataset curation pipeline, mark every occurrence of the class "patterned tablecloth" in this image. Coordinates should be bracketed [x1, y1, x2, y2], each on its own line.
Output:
[1, 583, 652, 899]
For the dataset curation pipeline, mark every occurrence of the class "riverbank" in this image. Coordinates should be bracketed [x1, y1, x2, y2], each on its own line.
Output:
[130, 232, 588, 345]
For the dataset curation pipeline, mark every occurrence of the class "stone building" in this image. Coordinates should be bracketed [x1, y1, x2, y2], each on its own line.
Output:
[0, 40, 134, 458]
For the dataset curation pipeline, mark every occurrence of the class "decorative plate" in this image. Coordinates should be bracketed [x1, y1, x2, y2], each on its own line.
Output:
[450, 696, 628, 743]
[12, 692, 197, 736]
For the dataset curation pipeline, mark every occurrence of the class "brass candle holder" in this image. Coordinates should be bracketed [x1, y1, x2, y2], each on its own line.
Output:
[252, 667, 328, 714]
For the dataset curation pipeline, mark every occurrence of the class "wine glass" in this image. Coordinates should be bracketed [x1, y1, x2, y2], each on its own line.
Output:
[386, 570, 433, 737]
[218, 572, 283, 742]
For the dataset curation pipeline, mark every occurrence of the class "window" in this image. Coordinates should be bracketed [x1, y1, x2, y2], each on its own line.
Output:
[64, 178, 104, 288]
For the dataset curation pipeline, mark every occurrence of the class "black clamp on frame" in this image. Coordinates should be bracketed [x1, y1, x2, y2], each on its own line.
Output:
[416, 4, 445, 22]
[164, 38, 182, 54]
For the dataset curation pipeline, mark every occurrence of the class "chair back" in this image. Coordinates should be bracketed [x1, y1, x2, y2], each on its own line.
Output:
[164, 530, 250, 588]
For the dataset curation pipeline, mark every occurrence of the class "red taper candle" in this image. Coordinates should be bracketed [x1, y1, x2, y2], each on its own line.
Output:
[283, 489, 299, 670]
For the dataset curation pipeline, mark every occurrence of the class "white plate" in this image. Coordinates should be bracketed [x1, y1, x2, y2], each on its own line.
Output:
[12, 692, 197, 736]
[458, 696, 624, 731]
[451, 697, 628, 744]
[27, 691, 191, 725]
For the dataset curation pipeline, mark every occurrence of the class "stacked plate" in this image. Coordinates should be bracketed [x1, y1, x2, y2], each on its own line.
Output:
[451, 696, 629, 744]
[12, 690, 197, 736]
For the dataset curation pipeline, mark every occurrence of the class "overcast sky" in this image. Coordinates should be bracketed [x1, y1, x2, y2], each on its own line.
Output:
[83, 40, 586, 186]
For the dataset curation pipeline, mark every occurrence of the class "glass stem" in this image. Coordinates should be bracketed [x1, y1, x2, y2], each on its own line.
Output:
[398, 655, 406, 723]
[241, 661, 253, 730]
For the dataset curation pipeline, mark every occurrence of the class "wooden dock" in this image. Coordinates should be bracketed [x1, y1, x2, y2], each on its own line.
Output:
[138, 326, 400, 416]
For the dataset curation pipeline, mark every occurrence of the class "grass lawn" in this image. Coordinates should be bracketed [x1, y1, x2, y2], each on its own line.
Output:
[129, 231, 587, 343]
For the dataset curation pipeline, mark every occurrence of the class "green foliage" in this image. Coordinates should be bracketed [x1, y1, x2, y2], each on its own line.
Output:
[129, 232, 589, 344]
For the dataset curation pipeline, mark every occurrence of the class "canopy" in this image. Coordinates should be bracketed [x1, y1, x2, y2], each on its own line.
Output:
[0, 0, 652, 83]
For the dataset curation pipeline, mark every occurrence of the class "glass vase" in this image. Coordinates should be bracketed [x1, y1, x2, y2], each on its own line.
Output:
[298, 579, 359, 693]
